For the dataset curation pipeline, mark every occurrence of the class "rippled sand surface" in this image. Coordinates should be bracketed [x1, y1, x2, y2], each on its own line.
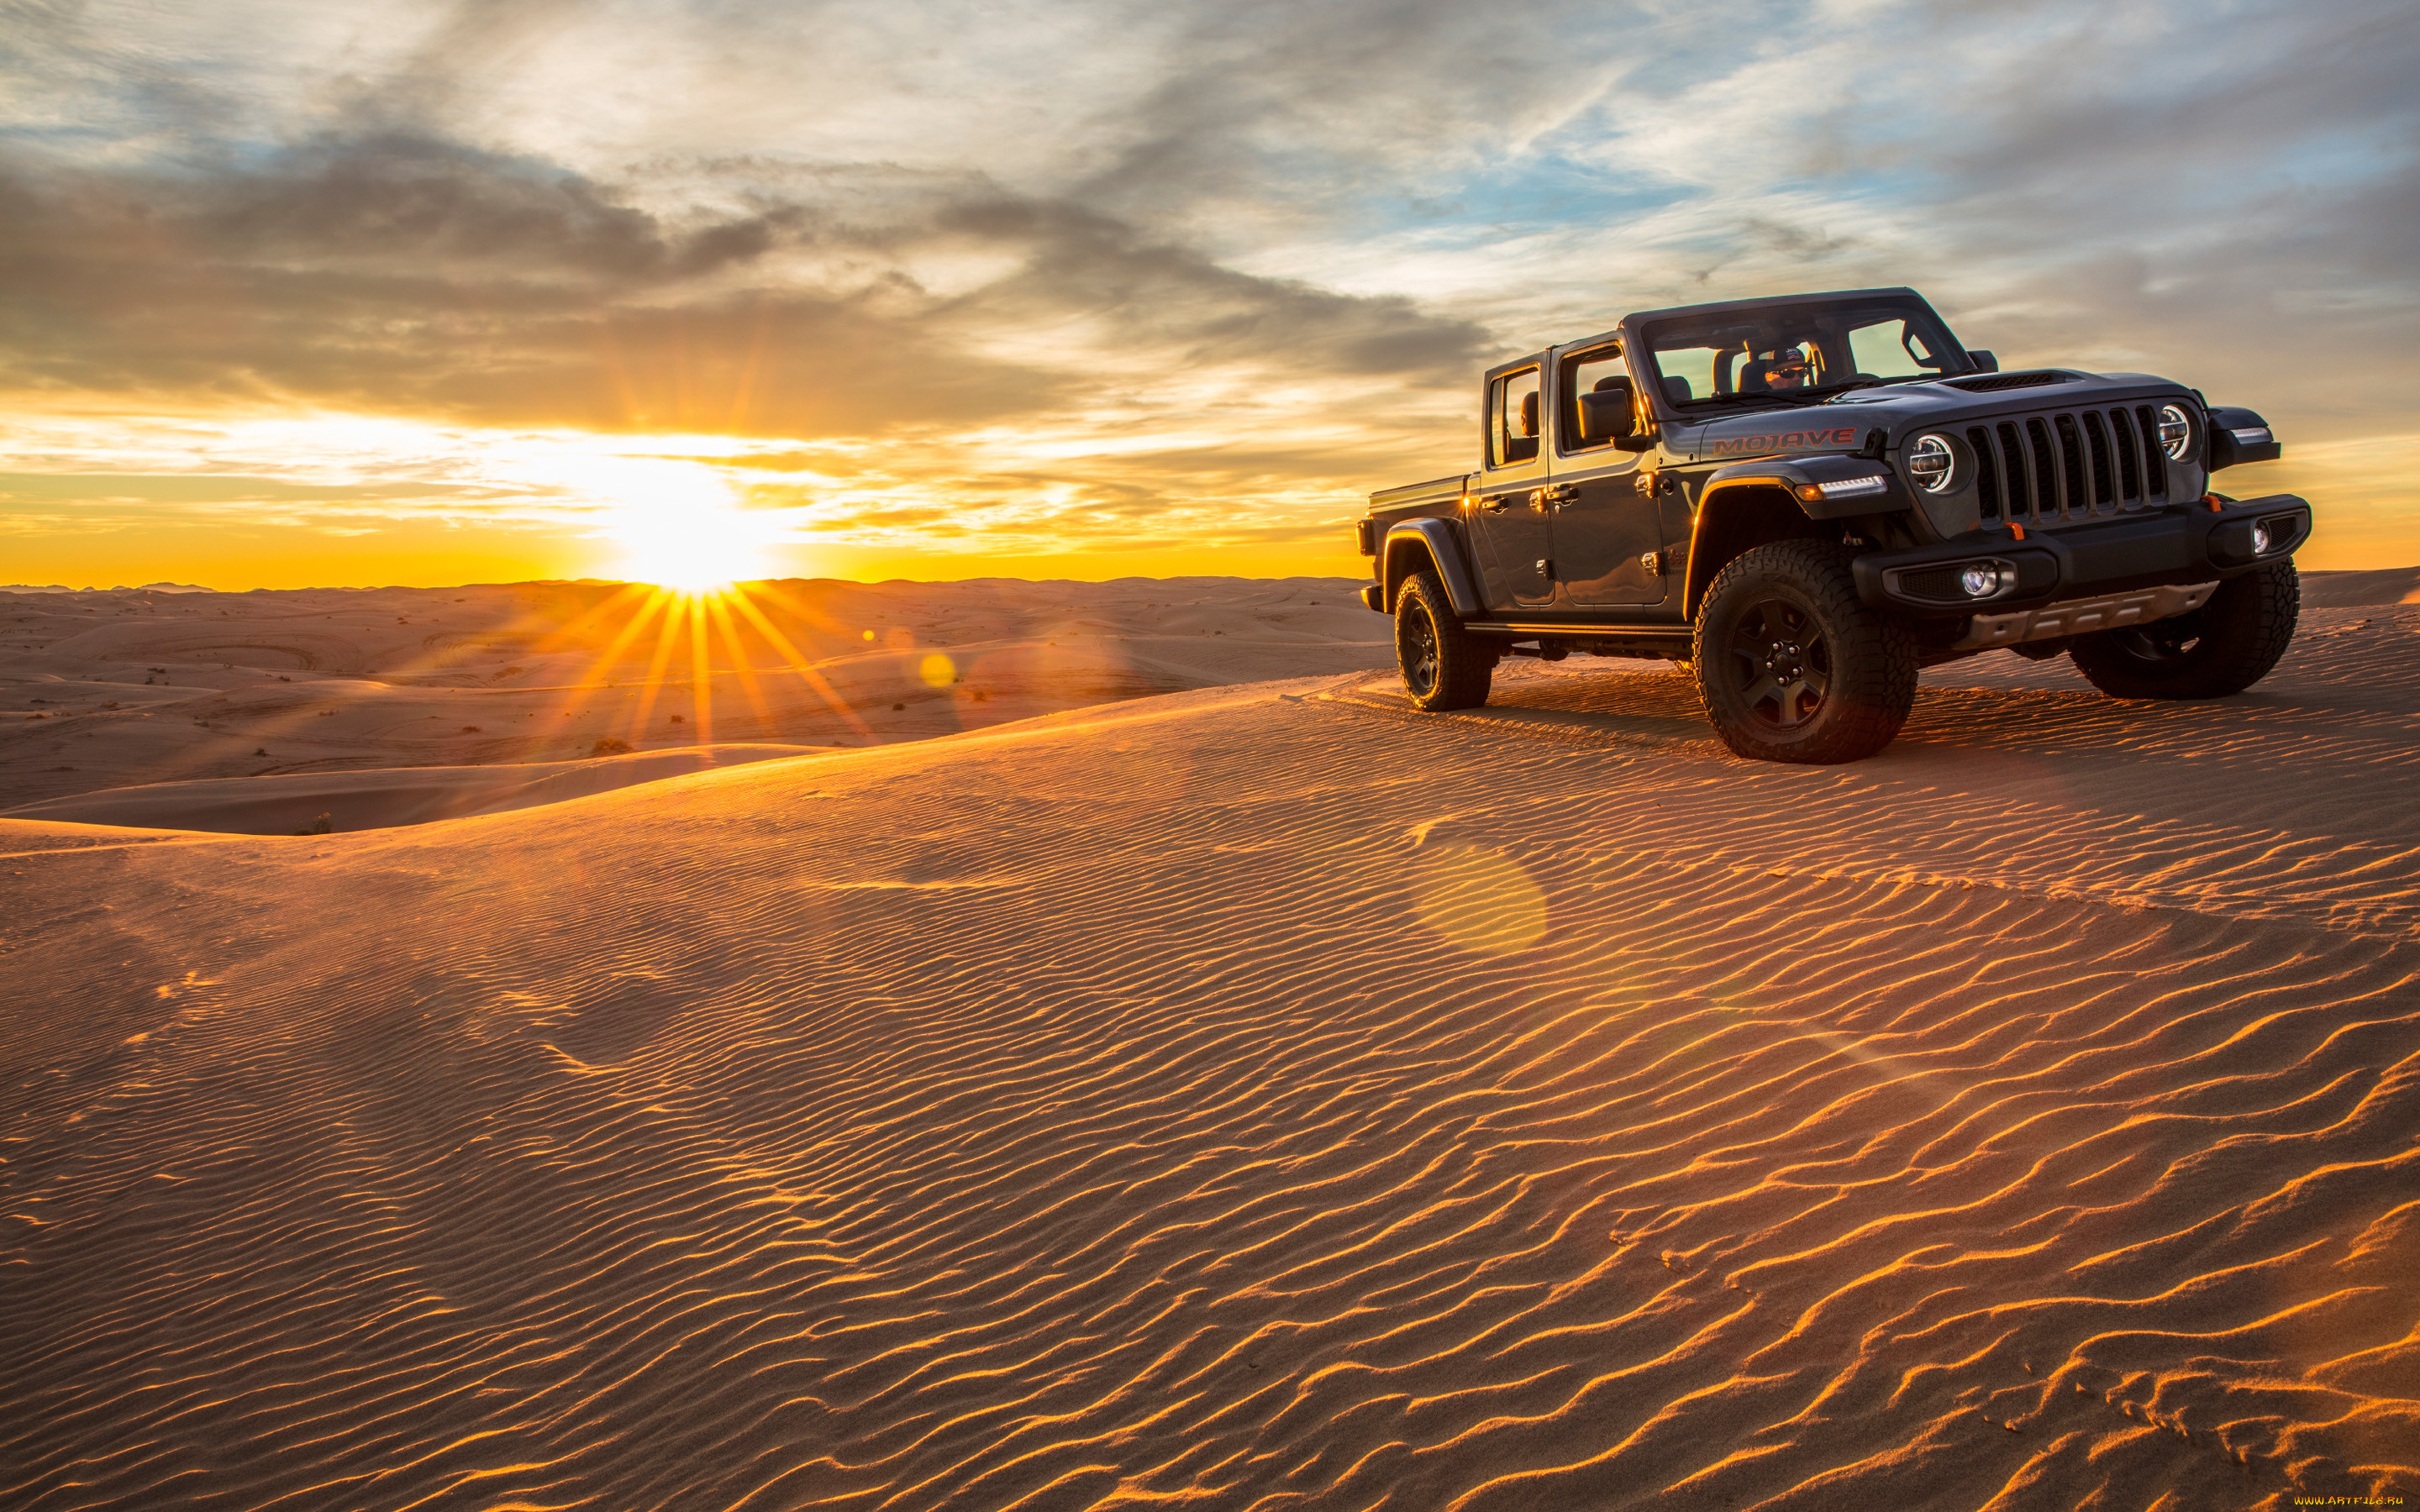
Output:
[4, 605, 2415, 1509]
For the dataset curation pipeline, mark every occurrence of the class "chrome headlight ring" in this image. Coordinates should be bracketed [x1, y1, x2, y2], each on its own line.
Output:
[1907, 433, 1955, 493]
[2157, 403, 2195, 462]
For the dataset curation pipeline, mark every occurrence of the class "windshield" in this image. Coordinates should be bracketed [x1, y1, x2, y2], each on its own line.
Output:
[1639, 299, 1972, 412]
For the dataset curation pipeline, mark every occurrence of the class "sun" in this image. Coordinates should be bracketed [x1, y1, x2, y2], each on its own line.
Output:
[608, 501, 779, 593]
[579, 459, 786, 592]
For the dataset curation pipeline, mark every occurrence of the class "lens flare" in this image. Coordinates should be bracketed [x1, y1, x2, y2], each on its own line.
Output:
[1413, 843, 1548, 954]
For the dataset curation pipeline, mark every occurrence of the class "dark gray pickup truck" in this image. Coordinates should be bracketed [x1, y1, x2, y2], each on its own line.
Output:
[1355, 286, 2310, 763]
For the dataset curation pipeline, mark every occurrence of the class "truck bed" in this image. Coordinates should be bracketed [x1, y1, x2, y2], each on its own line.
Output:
[1370, 475, 1468, 512]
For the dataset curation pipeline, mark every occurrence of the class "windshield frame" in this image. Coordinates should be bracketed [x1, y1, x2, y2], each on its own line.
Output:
[1630, 295, 1975, 420]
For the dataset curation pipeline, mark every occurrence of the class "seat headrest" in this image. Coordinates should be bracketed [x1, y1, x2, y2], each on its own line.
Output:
[1577, 379, 1636, 444]
[1663, 375, 1692, 403]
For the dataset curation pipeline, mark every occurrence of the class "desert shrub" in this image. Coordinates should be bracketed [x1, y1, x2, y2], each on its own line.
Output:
[590, 738, 632, 756]
[292, 813, 332, 836]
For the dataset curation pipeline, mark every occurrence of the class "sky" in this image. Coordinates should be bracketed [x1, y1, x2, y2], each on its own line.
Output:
[1, 0, 2413, 589]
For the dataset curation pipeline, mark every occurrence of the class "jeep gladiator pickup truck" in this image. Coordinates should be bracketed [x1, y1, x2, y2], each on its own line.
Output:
[1355, 286, 2310, 763]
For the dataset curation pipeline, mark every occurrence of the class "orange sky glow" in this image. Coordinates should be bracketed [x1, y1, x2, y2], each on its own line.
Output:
[3, 2, 2412, 591]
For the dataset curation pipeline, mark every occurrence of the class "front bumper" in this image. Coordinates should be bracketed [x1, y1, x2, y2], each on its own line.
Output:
[1851, 492, 2311, 619]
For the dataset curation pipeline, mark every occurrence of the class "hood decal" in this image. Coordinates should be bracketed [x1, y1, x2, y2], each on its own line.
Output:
[1707, 424, 1860, 459]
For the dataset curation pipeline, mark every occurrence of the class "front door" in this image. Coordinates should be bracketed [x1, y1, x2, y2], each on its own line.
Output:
[1549, 344, 1665, 607]
[1468, 363, 1555, 608]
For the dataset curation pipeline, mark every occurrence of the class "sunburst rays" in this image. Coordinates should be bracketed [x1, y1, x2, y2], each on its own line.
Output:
[542, 581, 876, 748]
[104, 579, 876, 794]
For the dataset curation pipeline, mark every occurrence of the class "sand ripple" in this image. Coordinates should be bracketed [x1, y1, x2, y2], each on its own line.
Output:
[3, 621, 2416, 1509]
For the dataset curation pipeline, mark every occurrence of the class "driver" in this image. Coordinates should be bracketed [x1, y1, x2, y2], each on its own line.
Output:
[1752, 345, 1812, 391]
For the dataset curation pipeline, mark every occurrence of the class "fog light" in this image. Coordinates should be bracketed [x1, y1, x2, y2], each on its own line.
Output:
[2251, 521, 2275, 554]
[1960, 564, 2000, 597]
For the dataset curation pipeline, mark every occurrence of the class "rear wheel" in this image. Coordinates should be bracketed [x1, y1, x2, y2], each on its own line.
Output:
[2067, 561, 2299, 699]
[1395, 569, 1494, 711]
[1693, 540, 1917, 764]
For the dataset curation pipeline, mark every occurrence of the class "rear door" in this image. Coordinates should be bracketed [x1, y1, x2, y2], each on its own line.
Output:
[1468, 360, 1555, 608]
[1547, 341, 1664, 607]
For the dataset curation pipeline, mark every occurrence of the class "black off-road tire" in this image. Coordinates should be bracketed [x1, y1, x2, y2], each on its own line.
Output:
[1396, 570, 1495, 711]
[1693, 540, 1918, 764]
[2067, 560, 2299, 700]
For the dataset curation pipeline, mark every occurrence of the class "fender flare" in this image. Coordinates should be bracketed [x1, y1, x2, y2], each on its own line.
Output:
[1682, 456, 1912, 617]
[1381, 517, 1484, 616]
[1697, 454, 1911, 519]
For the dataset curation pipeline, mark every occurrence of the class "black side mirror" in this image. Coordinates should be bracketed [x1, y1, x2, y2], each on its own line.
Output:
[1579, 379, 1653, 449]
[1965, 349, 1999, 373]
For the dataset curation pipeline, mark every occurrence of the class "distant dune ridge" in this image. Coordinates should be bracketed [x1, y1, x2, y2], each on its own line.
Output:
[0, 743, 827, 834]
[3, 577, 2417, 1509]
[0, 575, 1381, 826]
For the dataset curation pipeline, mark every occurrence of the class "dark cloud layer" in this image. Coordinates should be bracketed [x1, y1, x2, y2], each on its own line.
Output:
[0, 124, 1484, 438]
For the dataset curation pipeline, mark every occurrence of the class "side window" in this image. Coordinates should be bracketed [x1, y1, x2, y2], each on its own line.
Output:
[1653, 344, 1722, 402]
[1559, 345, 1630, 451]
[1490, 368, 1541, 467]
[1847, 318, 1933, 379]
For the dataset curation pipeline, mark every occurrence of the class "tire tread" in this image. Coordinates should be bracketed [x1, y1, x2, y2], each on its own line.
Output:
[2069, 561, 2299, 700]
[1693, 540, 1917, 764]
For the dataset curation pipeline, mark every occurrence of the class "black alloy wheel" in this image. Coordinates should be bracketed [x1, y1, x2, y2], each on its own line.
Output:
[1725, 598, 1832, 732]
[1692, 539, 1916, 764]
[1403, 601, 1441, 696]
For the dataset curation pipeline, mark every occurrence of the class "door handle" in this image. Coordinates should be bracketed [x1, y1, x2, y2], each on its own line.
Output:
[1540, 484, 1580, 502]
[1481, 494, 1513, 513]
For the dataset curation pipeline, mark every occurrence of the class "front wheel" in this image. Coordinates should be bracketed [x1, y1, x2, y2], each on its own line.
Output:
[1693, 540, 1917, 764]
[2067, 561, 2299, 700]
[1395, 569, 1494, 711]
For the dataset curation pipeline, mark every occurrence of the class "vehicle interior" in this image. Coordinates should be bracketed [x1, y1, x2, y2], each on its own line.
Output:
[1643, 303, 1972, 408]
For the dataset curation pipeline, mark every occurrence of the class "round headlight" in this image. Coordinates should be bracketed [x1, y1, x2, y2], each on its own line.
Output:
[1960, 563, 2000, 598]
[2252, 520, 2275, 554]
[1907, 433, 1954, 492]
[2158, 403, 2194, 461]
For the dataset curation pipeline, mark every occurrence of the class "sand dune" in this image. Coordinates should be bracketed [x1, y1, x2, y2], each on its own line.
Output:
[2302, 566, 2420, 608]
[0, 743, 828, 835]
[0, 575, 1381, 816]
[3, 596, 2413, 1509]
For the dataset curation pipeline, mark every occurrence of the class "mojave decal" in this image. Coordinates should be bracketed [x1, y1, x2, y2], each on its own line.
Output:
[1707, 426, 1860, 458]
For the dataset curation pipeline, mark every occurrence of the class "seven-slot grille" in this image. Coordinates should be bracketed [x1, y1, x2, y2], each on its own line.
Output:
[1965, 405, 2174, 524]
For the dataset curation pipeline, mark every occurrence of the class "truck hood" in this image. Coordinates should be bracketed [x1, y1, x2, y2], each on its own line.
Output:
[1666, 370, 2195, 463]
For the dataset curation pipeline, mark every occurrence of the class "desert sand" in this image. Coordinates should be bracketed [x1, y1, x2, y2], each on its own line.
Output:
[0, 576, 1380, 828]
[3, 574, 2416, 1509]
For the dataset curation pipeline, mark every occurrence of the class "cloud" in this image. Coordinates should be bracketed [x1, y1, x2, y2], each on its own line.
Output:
[0, 124, 1485, 449]
[0, 0, 2413, 578]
